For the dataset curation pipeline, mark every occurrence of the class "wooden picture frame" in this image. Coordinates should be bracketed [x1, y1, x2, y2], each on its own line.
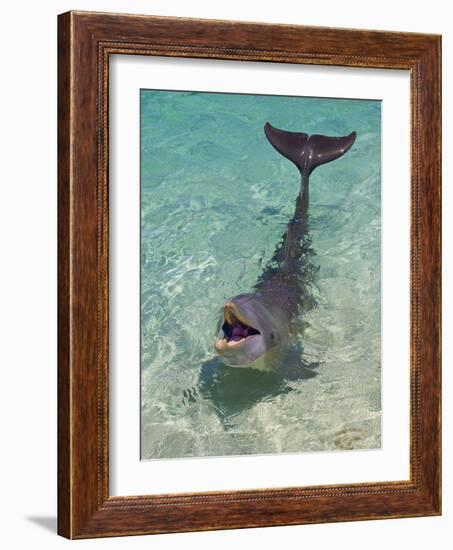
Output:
[58, 10, 441, 539]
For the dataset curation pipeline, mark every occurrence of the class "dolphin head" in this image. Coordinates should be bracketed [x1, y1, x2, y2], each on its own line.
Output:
[214, 293, 285, 367]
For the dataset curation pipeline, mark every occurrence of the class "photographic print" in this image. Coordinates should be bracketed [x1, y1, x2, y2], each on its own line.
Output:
[58, 13, 441, 537]
[140, 89, 381, 460]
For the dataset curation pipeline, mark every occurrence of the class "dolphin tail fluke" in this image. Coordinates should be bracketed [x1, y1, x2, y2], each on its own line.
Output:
[264, 122, 356, 176]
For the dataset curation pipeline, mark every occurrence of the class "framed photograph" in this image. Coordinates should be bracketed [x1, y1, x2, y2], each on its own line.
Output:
[58, 11, 441, 539]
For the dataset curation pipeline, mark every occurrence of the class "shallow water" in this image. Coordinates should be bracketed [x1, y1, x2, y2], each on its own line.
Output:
[140, 90, 381, 459]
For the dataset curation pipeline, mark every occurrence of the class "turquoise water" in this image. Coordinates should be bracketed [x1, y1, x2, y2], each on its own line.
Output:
[140, 90, 381, 459]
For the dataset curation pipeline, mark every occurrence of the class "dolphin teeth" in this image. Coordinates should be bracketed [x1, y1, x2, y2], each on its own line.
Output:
[224, 302, 248, 327]
[222, 301, 261, 348]
[227, 338, 245, 347]
[224, 306, 233, 325]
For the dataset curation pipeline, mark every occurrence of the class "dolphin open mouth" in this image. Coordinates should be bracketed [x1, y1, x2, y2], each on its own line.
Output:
[215, 302, 261, 350]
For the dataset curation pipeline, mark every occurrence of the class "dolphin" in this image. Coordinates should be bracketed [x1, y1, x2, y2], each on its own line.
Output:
[214, 122, 356, 368]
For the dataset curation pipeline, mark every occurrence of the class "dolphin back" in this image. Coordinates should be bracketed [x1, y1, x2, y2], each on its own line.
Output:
[264, 122, 356, 176]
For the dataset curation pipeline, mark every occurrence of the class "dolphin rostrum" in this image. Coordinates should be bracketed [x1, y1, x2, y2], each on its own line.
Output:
[214, 122, 356, 368]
